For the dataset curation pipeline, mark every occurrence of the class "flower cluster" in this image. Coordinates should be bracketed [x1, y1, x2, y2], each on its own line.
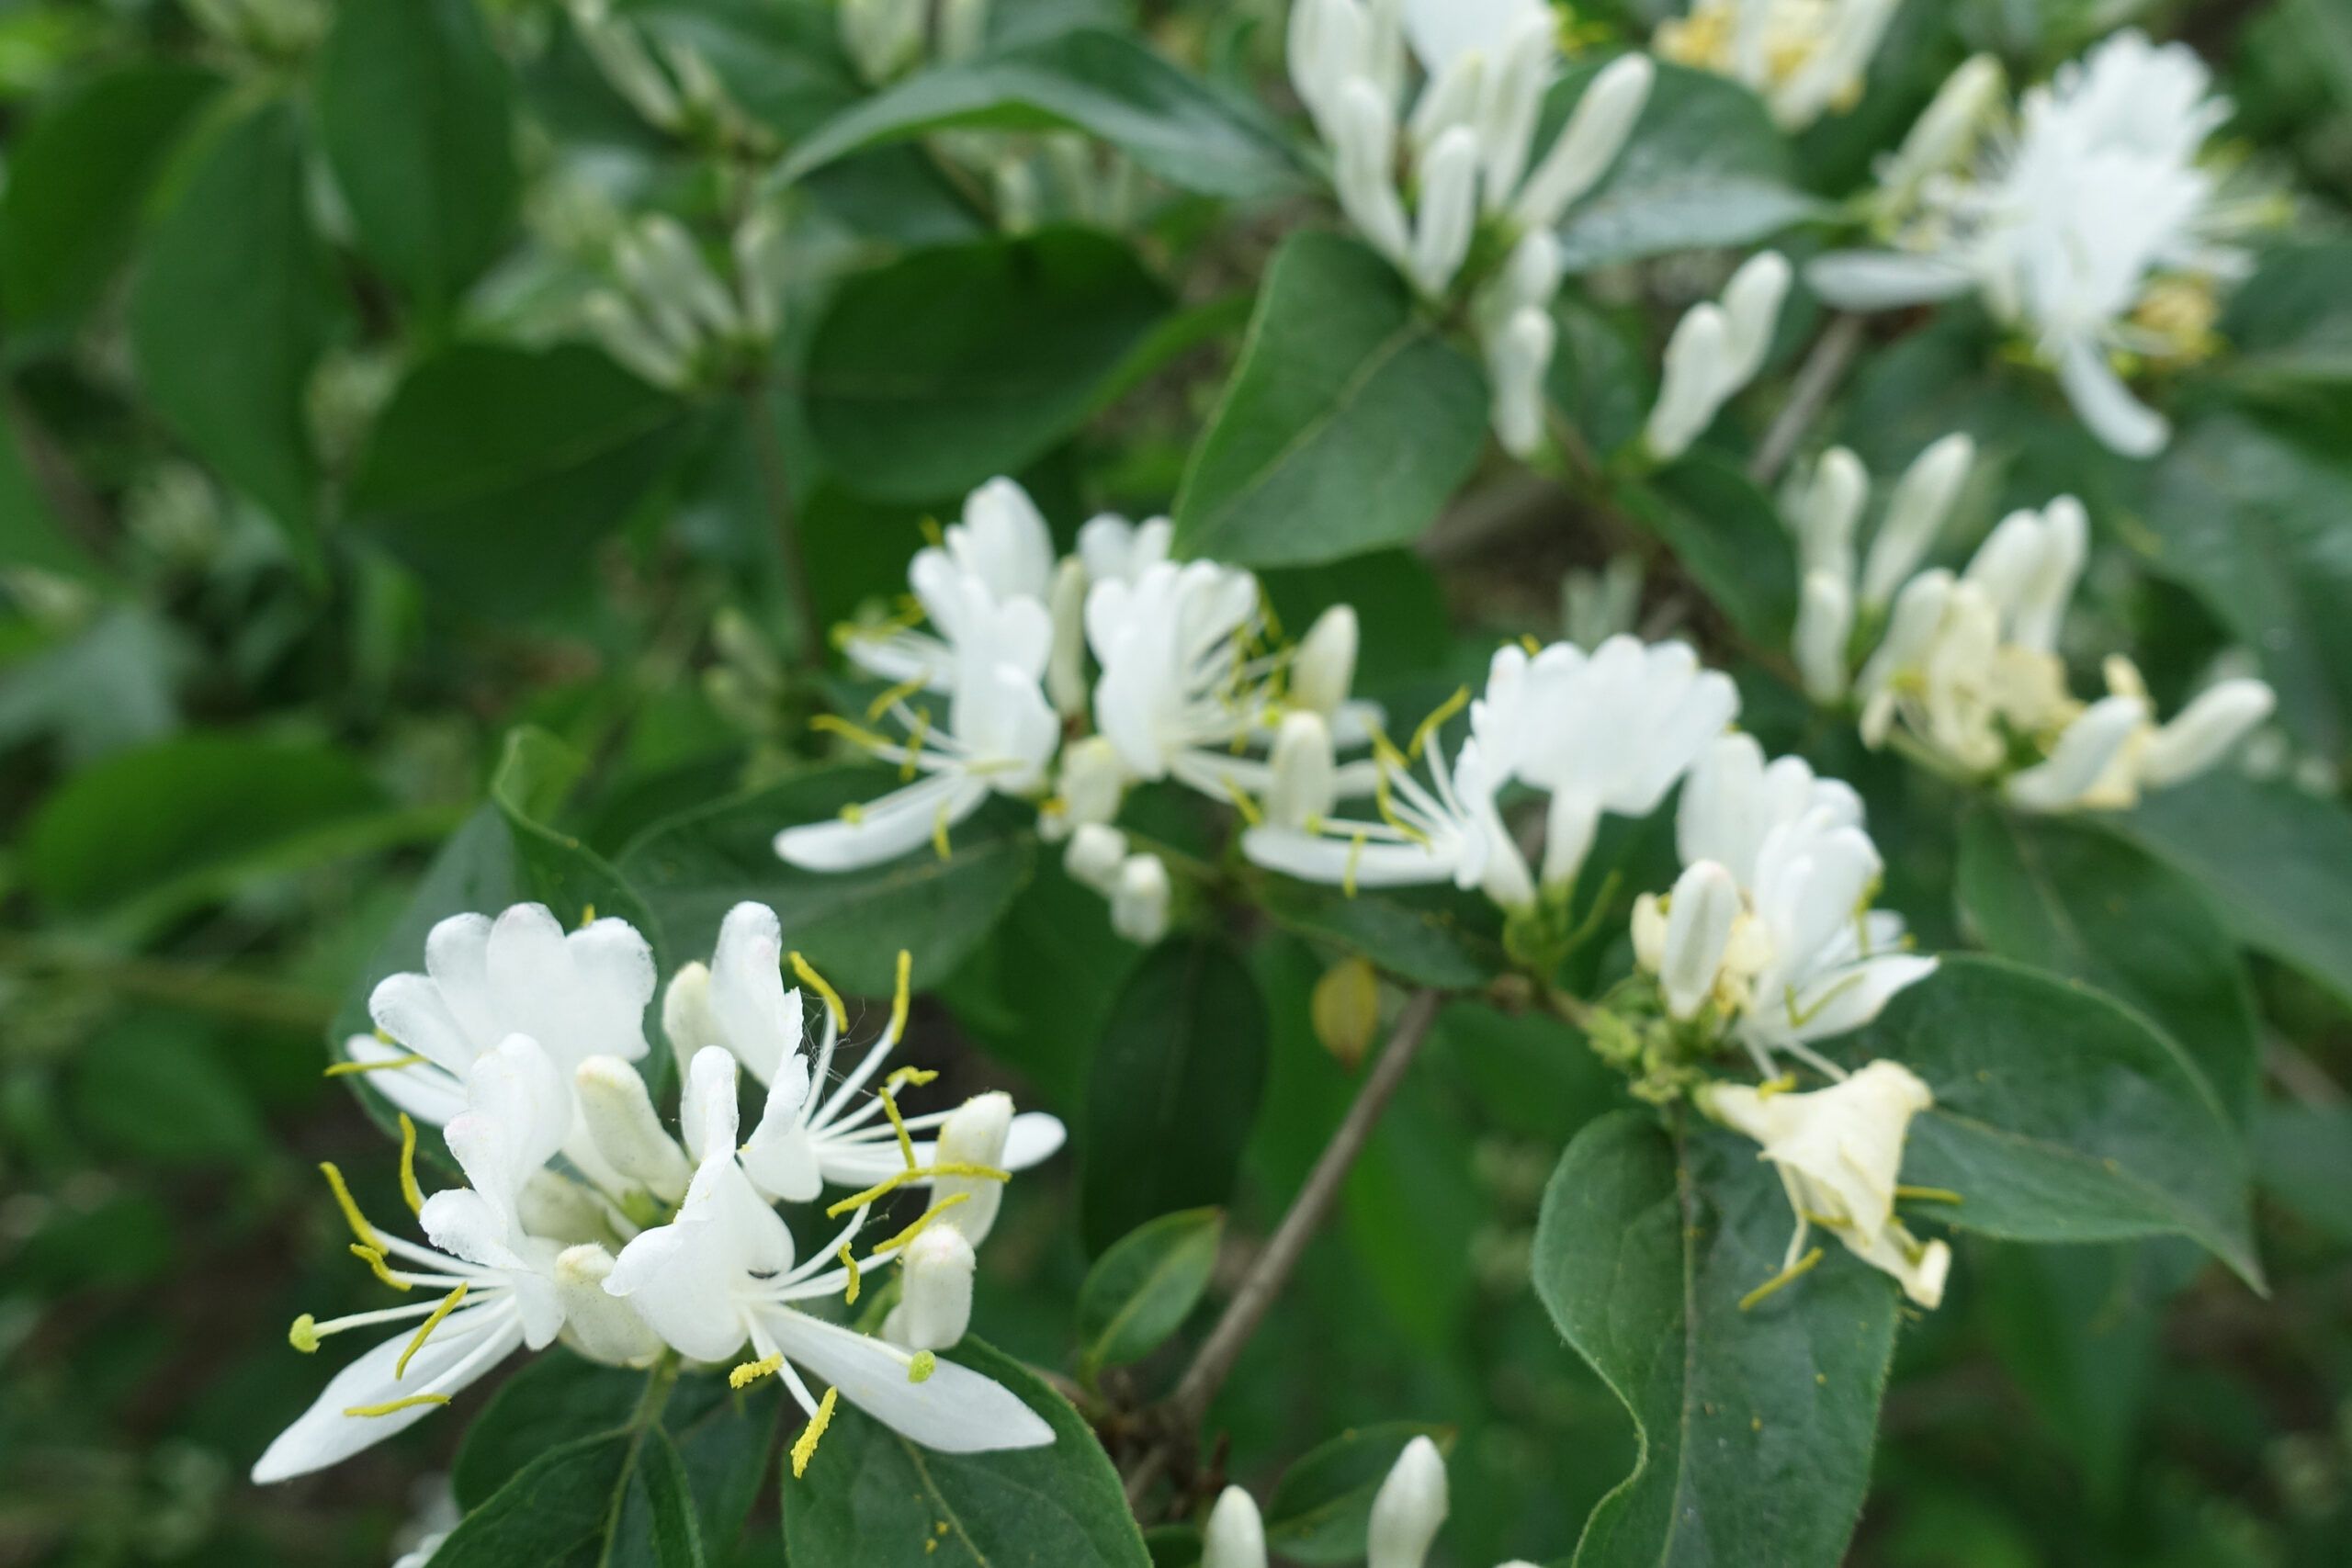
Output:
[1203, 1435, 1538, 1568]
[256, 900, 1063, 1484]
[1779, 438, 2275, 811]
[1810, 30, 2261, 456]
[1653, 0, 1900, 130]
[581, 212, 784, 393]
[1286, 0, 1655, 455]
[780, 477, 1378, 943]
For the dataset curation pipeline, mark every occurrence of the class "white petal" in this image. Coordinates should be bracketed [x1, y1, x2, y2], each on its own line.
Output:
[423, 912, 497, 1044]
[339, 1034, 468, 1126]
[760, 1310, 1054, 1452]
[1777, 954, 1940, 1045]
[1001, 1112, 1067, 1170]
[774, 773, 989, 872]
[1240, 826, 1459, 889]
[680, 1044, 741, 1165]
[605, 1214, 746, 1363]
[710, 901, 801, 1085]
[368, 973, 481, 1080]
[2055, 340, 2169, 457]
[251, 1308, 520, 1483]
[1804, 251, 1976, 311]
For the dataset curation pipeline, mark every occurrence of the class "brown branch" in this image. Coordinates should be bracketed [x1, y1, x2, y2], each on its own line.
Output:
[1749, 313, 1866, 487]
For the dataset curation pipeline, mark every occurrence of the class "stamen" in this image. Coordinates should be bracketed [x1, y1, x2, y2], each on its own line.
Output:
[877, 1086, 918, 1170]
[323, 1054, 430, 1078]
[1406, 686, 1471, 761]
[397, 1114, 425, 1216]
[1737, 1247, 1825, 1312]
[1753, 1075, 1800, 1101]
[1519, 634, 1542, 654]
[790, 1387, 840, 1479]
[867, 1192, 972, 1259]
[888, 950, 912, 1044]
[393, 1284, 470, 1379]
[838, 1244, 862, 1305]
[580, 904, 597, 927]
[865, 674, 931, 722]
[319, 1162, 380, 1250]
[883, 1066, 937, 1092]
[899, 707, 932, 781]
[931, 802, 952, 861]
[1342, 831, 1368, 898]
[824, 1162, 1009, 1219]
[808, 712, 897, 753]
[788, 952, 847, 1031]
[350, 1244, 415, 1292]
[1895, 1185, 1963, 1205]
[344, 1393, 453, 1418]
[920, 516, 944, 547]
[729, 1352, 785, 1390]
[289, 1314, 321, 1352]
[1219, 775, 1264, 826]
[908, 1350, 936, 1384]
[838, 801, 865, 825]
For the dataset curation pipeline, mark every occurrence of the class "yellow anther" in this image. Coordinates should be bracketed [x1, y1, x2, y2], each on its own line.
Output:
[899, 707, 933, 782]
[393, 1284, 470, 1379]
[1342, 831, 1368, 899]
[788, 952, 847, 1031]
[349, 1244, 414, 1292]
[839, 1244, 862, 1305]
[931, 802, 952, 862]
[884, 1066, 938, 1092]
[1895, 1185, 1964, 1205]
[1219, 776, 1264, 826]
[580, 904, 597, 927]
[1406, 686, 1470, 761]
[323, 1053, 430, 1077]
[868, 1192, 972, 1259]
[908, 1350, 936, 1384]
[344, 1393, 453, 1418]
[319, 1162, 380, 1251]
[289, 1314, 321, 1353]
[878, 1087, 917, 1170]
[865, 674, 931, 722]
[808, 712, 898, 752]
[825, 1162, 1009, 1219]
[790, 1386, 841, 1478]
[1519, 634, 1542, 655]
[729, 1352, 785, 1390]
[1753, 1075, 1800, 1101]
[838, 801, 866, 826]
[920, 516, 944, 547]
[888, 950, 913, 1043]
[1738, 1247, 1826, 1312]
[397, 1114, 425, 1216]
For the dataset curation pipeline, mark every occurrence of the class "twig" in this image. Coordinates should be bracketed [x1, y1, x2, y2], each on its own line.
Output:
[1749, 313, 1866, 487]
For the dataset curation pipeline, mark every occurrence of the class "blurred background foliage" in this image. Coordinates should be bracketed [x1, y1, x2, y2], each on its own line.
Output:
[2, 0, 2351, 1564]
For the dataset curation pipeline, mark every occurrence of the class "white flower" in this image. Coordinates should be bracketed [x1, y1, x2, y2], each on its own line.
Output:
[1701, 1058, 1953, 1307]
[1367, 1435, 1448, 1568]
[1086, 559, 1278, 796]
[1659, 735, 1936, 1074]
[662, 905, 1066, 1203]
[255, 1038, 585, 1483]
[1203, 1485, 1270, 1568]
[839, 477, 1057, 693]
[604, 1047, 1054, 1462]
[1644, 252, 1792, 460]
[1809, 31, 2254, 456]
[1655, 0, 1902, 129]
[1111, 852, 1172, 944]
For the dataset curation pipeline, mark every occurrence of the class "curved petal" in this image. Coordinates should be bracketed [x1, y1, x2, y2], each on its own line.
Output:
[251, 1307, 521, 1483]
[1776, 954, 1940, 1045]
[1240, 825, 1460, 889]
[774, 773, 988, 872]
[1806, 251, 1976, 310]
[368, 973, 481, 1080]
[605, 1214, 747, 1364]
[340, 1034, 468, 1127]
[710, 902, 800, 1084]
[423, 912, 496, 1043]
[760, 1309, 1054, 1453]
[2055, 340, 2169, 457]
[1001, 1112, 1067, 1171]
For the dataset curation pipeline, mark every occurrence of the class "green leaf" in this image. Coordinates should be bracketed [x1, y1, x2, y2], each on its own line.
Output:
[1956, 809, 2260, 1122]
[0, 399, 95, 579]
[778, 28, 1302, 198]
[1844, 955, 2260, 1287]
[1256, 875, 1506, 989]
[1532, 1111, 1901, 1568]
[1261, 1422, 1453, 1565]
[0, 63, 220, 335]
[2215, 241, 2352, 385]
[21, 733, 399, 923]
[641, 1426, 709, 1568]
[1548, 291, 1656, 459]
[2110, 770, 2352, 1010]
[1080, 937, 1269, 1255]
[1075, 1207, 1223, 1377]
[432, 1430, 637, 1567]
[2134, 411, 2352, 762]
[349, 343, 696, 615]
[1549, 62, 1825, 272]
[1620, 453, 1799, 647]
[778, 1337, 1151, 1567]
[616, 764, 1035, 996]
[318, 0, 519, 311]
[455, 1355, 646, 1507]
[800, 227, 1169, 502]
[71, 1010, 267, 1168]
[129, 99, 326, 541]
[1170, 233, 1487, 569]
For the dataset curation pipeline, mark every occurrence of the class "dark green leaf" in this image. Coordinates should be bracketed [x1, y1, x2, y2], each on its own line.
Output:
[2111, 770, 2352, 1010]
[630, 0, 858, 141]
[1171, 233, 1486, 568]
[0, 63, 220, 335]
[0, 399, 95, 578]
[129, 100, 325, 540]
[2256, 1101, 2352, 1245]
[1957, 809, 2260, 1122]
[1080, 937, 1269, 1254]
[800, 227, 1169, 502]
[2216, 241, 2352, 385]
[617, 764, 1035, 996]
[318, 0, 519, 311]
[1550, 62, 1826, 272]
[432, 1430, 635, 1567]
[778, 28, 1302, 198]
[1257, 875, 1506, 990]
[1844, 955, 2260, 1287]
[1620, 453, 1799, 646]
[1075, 1207, 1222, 1377]
[455, 1356, 645, 1508]
[1532, 1111, 1900, 1568]
[641, 1427, 709, 1568]
[71, 1011, 266, 1168]
[1261, 1422, 1453, 1565]
[1548, 292, 1656, 458]
[349, 343, 696, 615]
[777, 1337, 1150, 1567]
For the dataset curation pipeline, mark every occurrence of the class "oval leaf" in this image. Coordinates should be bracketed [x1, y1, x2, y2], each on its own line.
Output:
[1076, 1207, 1223, 1377]
[1261, 1421, 1454, 1565]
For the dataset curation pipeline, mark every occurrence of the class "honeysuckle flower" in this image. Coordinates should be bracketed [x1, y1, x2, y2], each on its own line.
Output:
[1701, 1058, 1954, 1308]
[604, 1046, 1054, 1464]
[1204, 1485, 1269, 1568]
[1655, 0, 1901, 129]
[1643, 251, 1792, 460]
[1200, 1434, 1536, 1568]
[662, 904, 1066, 1201]
[256, 1038, 599, 1483]
[1655, 735, 1936, 1076]
[1809, 31, 2263, 456]
[1286, 0, 1651, 454]
[839, 477, 1058, 693]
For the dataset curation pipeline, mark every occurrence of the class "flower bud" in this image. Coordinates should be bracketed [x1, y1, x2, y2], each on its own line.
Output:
[1366, 1435, 1448, 1568]
[556, 1244, 663, 1366]
[582, 292, 690, 389]
[1880, 54, 2005, 203]
[2004, 693, 2150, 813]
[1407, 47, 1484, 154]
[1793, 447, 1867, 584]
[1046, 557, 1091, 718]
[1112, 852, 1172, 945]
[731, 209, 785, 339]
[1202, 1486, 1268, 1568]
[1658, 861, 1741, 1021]
[1334, 78, 1412, 264]
[1631, 890, 1668, 974]
[839, 0, 925, 82]
[1292, 604, 1360, 717]
[1488, 305, 1557, 458]
[519, 1168, 608, 1247]
[1515, 53, 1653, 229]
[1860, 433, 1973, 611]
[1720, 251, 1792, 389]
[1793, 569, 1856, 704]
[1645, 302, 1733, 459]
[1962, 508, 2051, 620]
[577, 1055, 693, 1201]
[1064, 821, 1129, 895]
[637, 215, 741, 338]
[1476, 12, 1554, 207]
[1267, 712, 1339, 829]
[1495, 231, 1564, 316]
[889, 1224, 977, 1352]
[1410, 125, 1480, 297]
[1287, 0, 1368, 136]
[2139, 678, 2277, 788]
[1311, 955, 1382, 1070]
[2007, 496, 2086, 655]
[936, 0, 987, 62]
[934, 1091, 1015, 1244]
